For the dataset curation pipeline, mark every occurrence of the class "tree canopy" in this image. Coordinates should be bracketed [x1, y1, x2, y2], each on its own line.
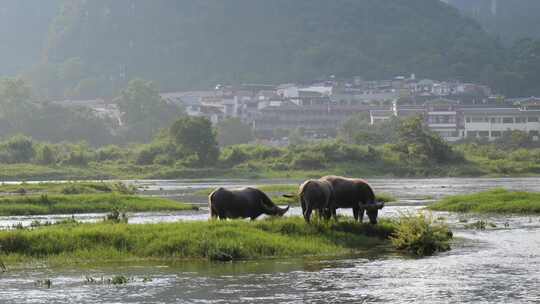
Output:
[170, 116, 219, 165]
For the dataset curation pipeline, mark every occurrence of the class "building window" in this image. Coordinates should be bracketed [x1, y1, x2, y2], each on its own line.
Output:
[491, 131, 501, 137]
[471, 117, 485, 123]
[479, 131, 489, 137]
[491, 117, 501, 124]
[467, 131, 478, 137]
[530, 130, 539, 136]
[466, 117, 471, 123]
[503, 117, 514, 124]
[516, 117, 527, 123]
[528, 116, 539, 122]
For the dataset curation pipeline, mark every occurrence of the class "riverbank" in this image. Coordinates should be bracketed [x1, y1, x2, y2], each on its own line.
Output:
[0, 216, 452, 265]
[428, 188, 540, 214]
[0, 161, 508, 182]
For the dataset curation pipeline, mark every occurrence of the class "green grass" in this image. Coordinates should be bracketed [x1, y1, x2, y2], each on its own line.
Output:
[0, 194, 196, 216]
[0, 181, 134, 195]
[0, 215, 453, 264]
[0, 217, 394, 263]
[428, 188, 540, 214]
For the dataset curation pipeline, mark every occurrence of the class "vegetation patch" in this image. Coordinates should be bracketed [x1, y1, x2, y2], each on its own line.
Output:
[390, 212, 453, 256]
[0, 181, 135, 195]
[0, 194, 195, 216]
[0, 215, 452, 264]
[428, 188, 540, 214]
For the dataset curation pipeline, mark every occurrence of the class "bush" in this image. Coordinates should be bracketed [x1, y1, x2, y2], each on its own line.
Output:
[220, 146, 249, 167]
[35, 144, 57, 165]
[96, 145, 125, 162]
[135, 144, 163, 165]
[0, 135, 36, 163]
[390, 212, 452, 256]
[290, 151, 326, 169]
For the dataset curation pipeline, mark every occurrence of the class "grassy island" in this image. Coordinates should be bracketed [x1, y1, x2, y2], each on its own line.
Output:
[0, 194, 195, 216]
[0, 182, 196, 216]
[0, 215, 452, 265]
[428, 188, 540, 214]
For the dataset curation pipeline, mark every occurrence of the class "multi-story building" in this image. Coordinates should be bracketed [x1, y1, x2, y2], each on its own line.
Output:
[369, 97, 540, 142]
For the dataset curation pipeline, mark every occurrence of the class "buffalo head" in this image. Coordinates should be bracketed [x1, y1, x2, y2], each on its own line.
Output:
[358, 201, 384, 224]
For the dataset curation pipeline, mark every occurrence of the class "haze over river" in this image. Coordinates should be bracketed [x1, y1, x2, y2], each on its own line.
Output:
[1, 178, 539, 303]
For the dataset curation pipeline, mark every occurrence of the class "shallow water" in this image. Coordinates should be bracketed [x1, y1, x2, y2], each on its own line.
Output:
[1, 178, 540, 303]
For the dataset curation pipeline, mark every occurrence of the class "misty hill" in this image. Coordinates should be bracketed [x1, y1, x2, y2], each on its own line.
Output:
[34, 0, 502, 99]
[445, 0, 540, 43]
[0, 0, 60, 75]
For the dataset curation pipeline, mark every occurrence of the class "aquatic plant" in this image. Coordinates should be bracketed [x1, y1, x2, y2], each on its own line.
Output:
[0, 245, 6, 272]
[111, 275, 129, 285]
[35, 279, 52, 288]
[390, 212, 453, 256]
[428, 188, 540, 214]
[463, 220, 497, 230]
[105, 208, 128, 224]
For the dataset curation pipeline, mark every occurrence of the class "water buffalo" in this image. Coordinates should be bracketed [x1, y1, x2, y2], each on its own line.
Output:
[319, 175, 384, 224]
[209, 187, 289, 220]
[285, 180, 334, 223]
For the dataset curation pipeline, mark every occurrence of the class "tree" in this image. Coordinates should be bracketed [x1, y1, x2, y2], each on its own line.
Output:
[170, 116, 219, 165]
[0, 78, 32, 131]
[393, 116, 458, 164]
[116, 79, 183, 142]
[340, 113, 400, 145]
[216, 118, 254, 146]
[1, 135, 35, 163]
[495, 130, 533, 150]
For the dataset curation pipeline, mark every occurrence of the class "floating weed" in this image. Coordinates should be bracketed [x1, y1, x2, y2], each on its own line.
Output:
[11, 223, 24, 230]
[111, 275, 129, 285]
[142, 276, 152, 283]
[85, 275, 134, 285]
[104, 208, 128, 224]
[0, 245, 6, 273]
[464, 220, 497, 230]
[35, 279, 52, 288]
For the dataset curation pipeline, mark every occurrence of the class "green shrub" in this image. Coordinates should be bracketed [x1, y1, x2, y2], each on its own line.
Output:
[390, 212, 452, 256]
[35, 144, 57, 165]
[290, 151, 326, 169]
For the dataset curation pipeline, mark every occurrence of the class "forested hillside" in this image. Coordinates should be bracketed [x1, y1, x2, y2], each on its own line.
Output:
[0, 0, 538, 100]
[0, 1, 60, 75]
[30, 0, 503, 99]
[446, 0, 540, 43]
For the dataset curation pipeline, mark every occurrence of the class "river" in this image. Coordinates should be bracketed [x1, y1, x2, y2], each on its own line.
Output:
[0, 178, 539, 303]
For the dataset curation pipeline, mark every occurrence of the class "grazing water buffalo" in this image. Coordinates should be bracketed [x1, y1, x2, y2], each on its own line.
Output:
[209, 187, 289, 220]
[319, 175, 384, 224]
[286, 180, 334, 223]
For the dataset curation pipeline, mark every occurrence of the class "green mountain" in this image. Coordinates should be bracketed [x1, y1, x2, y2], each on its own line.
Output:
[36, 0, 503, 98]
[445, 0, 540, 43]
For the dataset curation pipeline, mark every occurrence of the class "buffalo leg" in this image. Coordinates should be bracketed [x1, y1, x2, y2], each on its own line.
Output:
[359, 208, 365, 223]
[353, 206, 359, 221]
[304, 205, 313, 223]
[322, 208, 332, 220]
